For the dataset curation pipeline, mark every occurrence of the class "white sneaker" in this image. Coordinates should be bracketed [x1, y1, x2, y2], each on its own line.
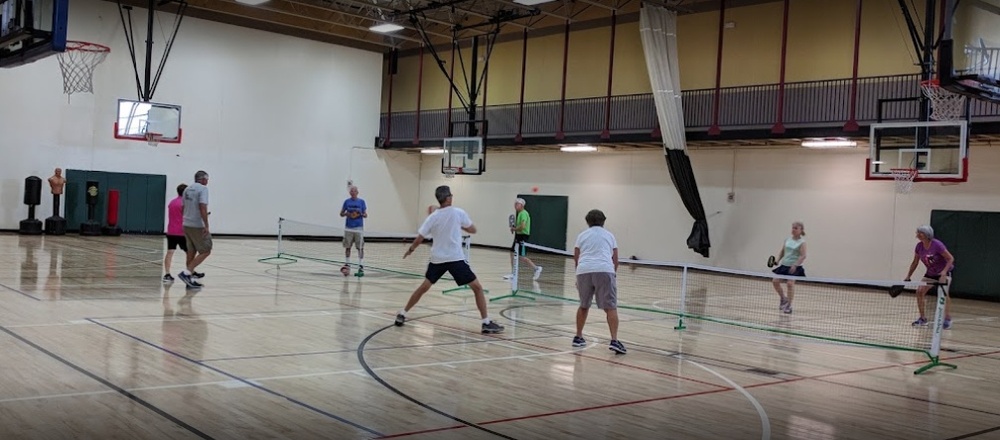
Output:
[533, 266, 543, 280]
[502, 274, 513, 280]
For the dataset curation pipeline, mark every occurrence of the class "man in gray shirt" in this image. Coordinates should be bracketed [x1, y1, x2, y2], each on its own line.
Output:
[179, 170, 211, 289]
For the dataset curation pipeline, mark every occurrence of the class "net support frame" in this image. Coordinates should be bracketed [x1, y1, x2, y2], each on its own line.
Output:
[489, 242, 535, 302]
[674, 266, 688, 330]
[257, 218, 299, 265]
[914, 284, 958, 375]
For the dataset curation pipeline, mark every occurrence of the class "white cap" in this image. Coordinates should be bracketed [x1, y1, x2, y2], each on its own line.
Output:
[515, 198, 526, 206]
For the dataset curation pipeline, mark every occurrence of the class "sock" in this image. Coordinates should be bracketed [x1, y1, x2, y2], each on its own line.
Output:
[346, 256, 352, 267]
[183, 270, 191, 276]
[359, 258, 364, 267]
[398, 310, 407, 317]
[482, 317, 492, 325]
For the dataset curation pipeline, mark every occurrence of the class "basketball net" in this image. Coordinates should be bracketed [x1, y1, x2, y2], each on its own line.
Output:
[55, 41, 111, 96]
[443, 168, 457, 179]
[890, 168, 918, 194]
[146, 132, 162, 147]
[920, 79, 966, 121]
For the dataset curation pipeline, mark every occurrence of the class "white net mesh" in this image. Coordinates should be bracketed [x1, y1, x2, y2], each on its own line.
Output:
[55, 41, 111, 96]
[920, 81, 966, 121]
[146, 133, 162, 147]
[891, 168, 917, 194]
[443, 168, 458, 179]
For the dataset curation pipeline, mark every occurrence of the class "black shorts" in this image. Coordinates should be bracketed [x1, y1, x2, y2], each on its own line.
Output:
[511, 234, 530, 254]
[425, 260, 477, 286]
[166, 234, 187, 252]
[772, 265, 805, 277]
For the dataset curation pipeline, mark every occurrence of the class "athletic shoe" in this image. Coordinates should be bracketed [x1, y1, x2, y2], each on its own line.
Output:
[185, 280, 203, 290]
[912, 317, 928, 326]
[192, 271, 205, 279]
[609, 340, 627, 354]
[943, 319, 952, 330]
[572, 336, 586, 347]
[178, 272, 197, 288]
[355, 268, 365, 277]
[782, 304, 793, 314]
[502, 274, 513, 280]
[482, 321, 505, 334]
[533, 266, 543, 281]
[162, 274, 174, 283]
[779, 296, 788, 310]
[394, 314, 406, 327]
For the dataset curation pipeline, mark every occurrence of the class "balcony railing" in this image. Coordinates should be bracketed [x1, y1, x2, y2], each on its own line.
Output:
[379, 73, 1000, 145]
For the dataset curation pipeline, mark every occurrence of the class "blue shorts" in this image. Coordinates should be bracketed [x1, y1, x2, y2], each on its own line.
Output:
[773, 265, 805, 277]
[425, 260, 477, 286]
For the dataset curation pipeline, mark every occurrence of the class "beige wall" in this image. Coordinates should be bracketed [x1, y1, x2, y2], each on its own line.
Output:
[413, 145, 998, 281]
[383, 1, 927, 113]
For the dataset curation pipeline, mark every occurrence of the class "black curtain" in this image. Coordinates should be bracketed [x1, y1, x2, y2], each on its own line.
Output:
[665, 149, 710, 258]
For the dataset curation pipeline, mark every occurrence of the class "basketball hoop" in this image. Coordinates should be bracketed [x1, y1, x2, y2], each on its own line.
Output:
[890, 168, 918, 194]
[146, 132, 163, 147]
[55, 41, 111, 96]
[920, 79, 966, 121]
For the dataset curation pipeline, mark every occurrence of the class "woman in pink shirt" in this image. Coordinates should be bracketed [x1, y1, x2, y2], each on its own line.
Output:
[164, 184, 188, 283]
[904, 225, 955, 329]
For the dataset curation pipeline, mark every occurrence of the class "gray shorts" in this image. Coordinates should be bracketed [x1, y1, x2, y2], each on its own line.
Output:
[183, 226, 213, 254]
[343, 230, 364, 250]
[576, 272, 618, 310]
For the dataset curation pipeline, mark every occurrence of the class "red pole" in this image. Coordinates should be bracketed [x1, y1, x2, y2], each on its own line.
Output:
[384, 50, 394, 148]
[516, 29, 528, 143]
[446, 41, 455, 137]
[844, 0, 864, 131]
[708, 0, 727, 136]
[414, 45, 424, 145]
[601, 11, 618, 140]
[556, 20, 570, 141]
[772, 0, 790, 134]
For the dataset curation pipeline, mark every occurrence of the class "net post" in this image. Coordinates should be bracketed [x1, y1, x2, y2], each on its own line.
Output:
[674, 266, 688, 330]
[914, 283, 958, 375]
[490, 242, 534, 302]
[258, 217, 298, 265]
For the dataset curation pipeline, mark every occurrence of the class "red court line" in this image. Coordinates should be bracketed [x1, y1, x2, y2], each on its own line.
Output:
[410, 316, 730, 390]
[375, 387, 734, 439]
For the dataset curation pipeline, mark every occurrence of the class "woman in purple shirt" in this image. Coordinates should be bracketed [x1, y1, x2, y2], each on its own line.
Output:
[904, 225, 955, 329]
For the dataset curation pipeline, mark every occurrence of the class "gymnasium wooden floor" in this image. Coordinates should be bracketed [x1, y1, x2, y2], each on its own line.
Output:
[1, 233, 999, 440]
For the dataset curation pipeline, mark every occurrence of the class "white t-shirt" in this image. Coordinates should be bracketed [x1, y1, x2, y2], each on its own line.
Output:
[418, 206, 473, 264]
[574, 226, 618, 275]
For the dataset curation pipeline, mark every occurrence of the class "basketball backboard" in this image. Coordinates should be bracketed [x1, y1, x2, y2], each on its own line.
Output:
[940, 0, 1000, 101]
[0, 0, 67, 68]
[442, 137, 484, 176]
[866, 120, 968, 183]
[114, 99, 183, 144]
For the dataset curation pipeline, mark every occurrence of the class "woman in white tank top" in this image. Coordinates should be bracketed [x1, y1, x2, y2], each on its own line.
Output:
[771, 221, 807, 314]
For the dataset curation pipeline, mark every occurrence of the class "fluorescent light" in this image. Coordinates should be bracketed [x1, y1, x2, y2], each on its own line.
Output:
[235, 0, 270, 5]
[801, 139, 857, 148]
[560, 144, 598, 152]
[370, 23, 404, 33]
[513, 0, 557, 5]
[420, 148, 445, 154]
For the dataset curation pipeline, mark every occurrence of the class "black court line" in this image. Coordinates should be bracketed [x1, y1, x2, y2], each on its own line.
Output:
[203, 334, 561, 363]
[946, 425, 1000, 440]
[86, 319, 383, 437]
[357, 318, 518, 440]
[0, 325, 213, 439]
[0, 281, 42, 301]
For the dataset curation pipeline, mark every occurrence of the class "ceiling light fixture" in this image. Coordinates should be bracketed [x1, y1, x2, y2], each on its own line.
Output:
[560, 144, 598, 152]
[801, 138, 857, 148]
[235, 0, 270, 5]
[420, 148, 445, 154]
[370, 23, 405, 33]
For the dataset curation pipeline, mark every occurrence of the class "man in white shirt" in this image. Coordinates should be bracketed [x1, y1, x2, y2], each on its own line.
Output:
[396, 185, 504, 334]
[573, 209, 625, 354]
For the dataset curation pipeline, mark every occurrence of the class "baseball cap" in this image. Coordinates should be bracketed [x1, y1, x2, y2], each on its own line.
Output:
[515, 198, 526, 206]
[435, 185, 453, 203]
